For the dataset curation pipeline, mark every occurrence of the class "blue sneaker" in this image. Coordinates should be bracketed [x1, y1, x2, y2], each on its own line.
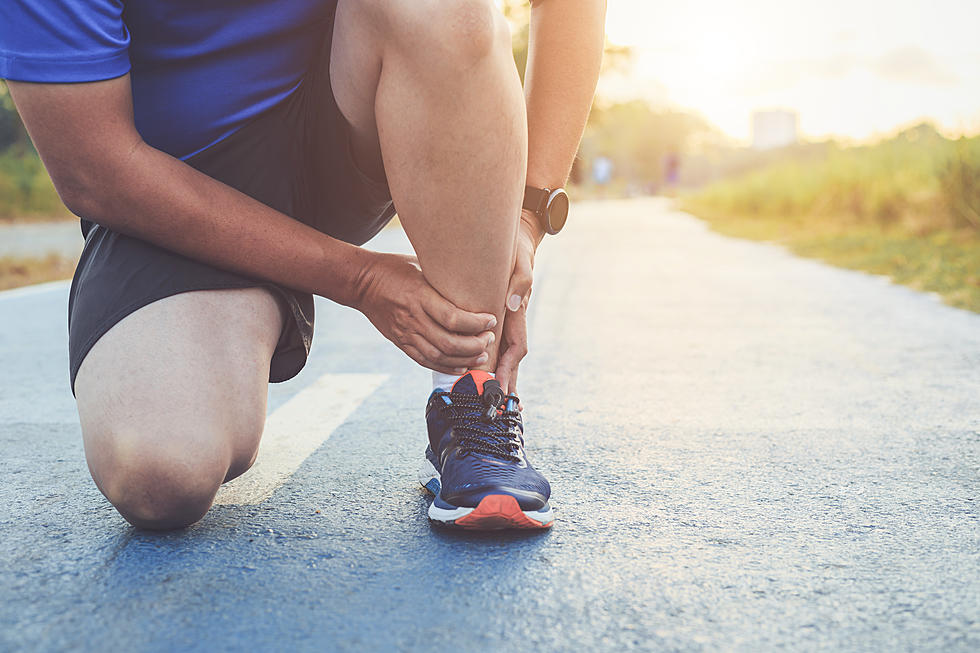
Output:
[419, 370, 554, 529]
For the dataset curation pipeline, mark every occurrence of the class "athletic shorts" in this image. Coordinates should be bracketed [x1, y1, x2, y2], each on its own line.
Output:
[67, 4, 396, 394]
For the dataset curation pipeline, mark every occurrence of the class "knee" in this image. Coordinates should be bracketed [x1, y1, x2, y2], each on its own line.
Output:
[383, 0, 511, 68]
[439, 0, 510, 63]
[90, 437, 231, 530]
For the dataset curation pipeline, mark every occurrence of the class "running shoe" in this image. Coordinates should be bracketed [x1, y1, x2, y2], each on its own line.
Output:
[419, 370, 554, 529]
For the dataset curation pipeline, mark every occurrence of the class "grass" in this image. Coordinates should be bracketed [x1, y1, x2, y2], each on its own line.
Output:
[682, 126, 980, 313]
[0, 254, 76, 291]
[0, 150, 71, 222]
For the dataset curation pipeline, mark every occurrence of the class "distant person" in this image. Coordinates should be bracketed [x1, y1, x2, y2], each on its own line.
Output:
[663, 151, 680, 195]
[1, 1, 606, 530]
[592, 155, 614, 188]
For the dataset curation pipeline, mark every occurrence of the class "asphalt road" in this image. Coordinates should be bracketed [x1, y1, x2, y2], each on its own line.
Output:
[1, 199, 978, 651]
[0, 221, 82, 259]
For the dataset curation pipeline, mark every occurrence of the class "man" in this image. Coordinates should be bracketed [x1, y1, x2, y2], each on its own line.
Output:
[0, 0, 605, 530]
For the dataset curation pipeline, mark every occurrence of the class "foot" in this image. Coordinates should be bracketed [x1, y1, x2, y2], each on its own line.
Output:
[419, 371, 554, 530]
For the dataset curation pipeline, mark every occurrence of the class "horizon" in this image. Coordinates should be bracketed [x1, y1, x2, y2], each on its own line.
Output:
[602, 0, 980, 143]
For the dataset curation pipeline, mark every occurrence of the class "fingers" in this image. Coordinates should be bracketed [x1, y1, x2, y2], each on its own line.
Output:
[409, 332, 489, 373]
[495, 358, 518, 396]
[495, 345, 524, 396]
[396, 284, 497, 373]
[400, 313, 494, 372]
[506, 252, 533, 313]
[422, 313, 495, 357]
[495, 304, 528, 396]
[401, 343, 469, 376]
[421, 290, 496, 335]
[366, 254, 502, 374]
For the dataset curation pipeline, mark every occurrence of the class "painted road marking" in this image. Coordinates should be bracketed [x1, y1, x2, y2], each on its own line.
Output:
[0, 279, 71, 301]
[215, 372, 388, 506]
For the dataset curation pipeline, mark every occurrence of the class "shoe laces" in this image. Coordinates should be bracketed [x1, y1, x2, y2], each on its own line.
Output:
[435, 387, 523, 463]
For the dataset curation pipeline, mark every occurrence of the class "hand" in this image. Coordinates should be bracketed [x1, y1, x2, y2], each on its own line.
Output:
[495, 212, 543, 395]
[356, 252, 497, 374]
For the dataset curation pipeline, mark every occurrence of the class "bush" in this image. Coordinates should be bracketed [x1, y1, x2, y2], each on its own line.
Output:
[0, 151, 67, 220]
[685, 125, 979, 235]
[940, 137, 980, 230]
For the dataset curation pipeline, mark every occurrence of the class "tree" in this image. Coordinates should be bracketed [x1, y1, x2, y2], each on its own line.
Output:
[0, 82, 30, 153]
[580, 100, 714, 188]
[499, 0, 632, 85]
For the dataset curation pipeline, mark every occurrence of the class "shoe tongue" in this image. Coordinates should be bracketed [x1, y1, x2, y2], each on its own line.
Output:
[452, 370, 495, 396]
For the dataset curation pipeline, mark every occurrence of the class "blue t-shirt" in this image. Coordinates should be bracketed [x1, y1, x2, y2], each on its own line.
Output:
[0, 1, 332, 159]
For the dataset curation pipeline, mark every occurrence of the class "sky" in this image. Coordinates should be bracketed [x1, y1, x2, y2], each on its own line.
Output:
[600, 0, 980, 142]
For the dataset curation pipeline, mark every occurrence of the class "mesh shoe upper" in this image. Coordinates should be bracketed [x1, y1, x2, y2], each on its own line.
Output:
[426, 371, 551, 510]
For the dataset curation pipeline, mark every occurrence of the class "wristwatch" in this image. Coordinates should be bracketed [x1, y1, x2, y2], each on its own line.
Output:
[523, 186, 569, 235]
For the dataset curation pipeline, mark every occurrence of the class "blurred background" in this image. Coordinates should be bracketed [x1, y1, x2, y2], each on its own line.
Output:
[1, 0, 978, 310]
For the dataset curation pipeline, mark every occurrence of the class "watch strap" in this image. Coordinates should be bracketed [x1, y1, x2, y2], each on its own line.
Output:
[523, 186, 550, 216]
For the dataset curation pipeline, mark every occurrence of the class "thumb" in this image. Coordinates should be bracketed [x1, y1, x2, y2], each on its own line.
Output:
[506, 265, 533, 313]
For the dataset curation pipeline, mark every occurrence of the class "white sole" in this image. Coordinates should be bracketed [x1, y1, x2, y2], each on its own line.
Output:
[427, 499, 554, 527]
[419, 458, 554, 528]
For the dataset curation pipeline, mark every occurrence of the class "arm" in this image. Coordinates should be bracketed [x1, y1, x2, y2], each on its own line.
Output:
[524, 0, 607, 242]
[495, 0, 606, 392]
[7, 76, 495, 373]
[9, 77, 369, 302]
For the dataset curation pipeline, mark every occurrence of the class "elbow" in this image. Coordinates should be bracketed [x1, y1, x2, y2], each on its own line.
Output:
[54, 175, 101, 220]
[47, 151, 129, 222]
[45, 141, 144, 222]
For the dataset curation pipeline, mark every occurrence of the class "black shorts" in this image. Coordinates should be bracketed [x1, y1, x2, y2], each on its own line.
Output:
[67, 5, 395, 394]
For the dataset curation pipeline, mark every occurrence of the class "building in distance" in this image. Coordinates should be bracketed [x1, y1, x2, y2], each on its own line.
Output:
[751, 110, 799, 150]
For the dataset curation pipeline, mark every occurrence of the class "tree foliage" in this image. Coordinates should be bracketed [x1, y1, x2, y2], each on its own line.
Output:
[580, 101, 714, 188]
[0, 82, 29, 153]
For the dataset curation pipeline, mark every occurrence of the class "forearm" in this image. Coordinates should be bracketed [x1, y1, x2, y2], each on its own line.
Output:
[525, 0, 606, 193]
[71, 141, 372, 307]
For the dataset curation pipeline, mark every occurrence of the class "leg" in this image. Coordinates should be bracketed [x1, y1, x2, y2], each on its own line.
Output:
[74, 288, 283, 530]
[331, 0, 527, 370]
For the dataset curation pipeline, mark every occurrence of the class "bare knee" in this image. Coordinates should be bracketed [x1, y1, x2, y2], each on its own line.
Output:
[436, 0, 509, 63]
[79, 400, 265, 529]
[373, 0, 510, 69]
[86, 432, 236, 530]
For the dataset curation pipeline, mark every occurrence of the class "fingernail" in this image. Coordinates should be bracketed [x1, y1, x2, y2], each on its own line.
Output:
[486, 316, 497, 329]
[507, 294, 522, 311]
[477, 353, 489, 364]
[487, 332, 495, 346]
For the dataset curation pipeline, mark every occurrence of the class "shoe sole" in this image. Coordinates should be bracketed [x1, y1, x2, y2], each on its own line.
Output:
[430, 494, 554, 530]
[419, 459, 554, 530]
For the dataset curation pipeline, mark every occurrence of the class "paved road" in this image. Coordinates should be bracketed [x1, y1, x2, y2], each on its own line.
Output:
[1, 199, 977, 651]
[0, 221, 82, 259]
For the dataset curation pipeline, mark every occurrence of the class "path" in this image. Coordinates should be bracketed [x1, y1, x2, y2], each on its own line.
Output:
[0, 199, 977, 651]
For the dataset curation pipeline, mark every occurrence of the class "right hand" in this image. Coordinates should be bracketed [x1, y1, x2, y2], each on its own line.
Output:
[355, 252, 497, 374]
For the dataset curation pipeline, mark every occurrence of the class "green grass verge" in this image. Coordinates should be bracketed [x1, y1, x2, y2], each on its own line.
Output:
[0, 150, 71, 222]
[681, 126, 980, 313]
[681, 207, 980, 313]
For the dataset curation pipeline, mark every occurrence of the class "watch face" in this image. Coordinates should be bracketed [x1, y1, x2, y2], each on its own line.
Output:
[546, 189, 570, 234]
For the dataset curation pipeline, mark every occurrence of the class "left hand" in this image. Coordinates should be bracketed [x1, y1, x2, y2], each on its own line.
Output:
[495, 211, 544, 396]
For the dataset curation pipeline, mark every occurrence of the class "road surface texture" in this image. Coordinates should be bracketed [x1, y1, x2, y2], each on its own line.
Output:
[0, 221, 82, 259]
[1, 199, 977, 651]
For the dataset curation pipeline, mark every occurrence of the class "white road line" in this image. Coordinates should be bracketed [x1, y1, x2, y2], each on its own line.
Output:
[214, 372, 388, 506]
[0, 279, 71, 301]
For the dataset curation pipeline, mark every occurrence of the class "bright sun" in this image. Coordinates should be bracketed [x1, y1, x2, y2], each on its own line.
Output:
[600, 0, 980, 141]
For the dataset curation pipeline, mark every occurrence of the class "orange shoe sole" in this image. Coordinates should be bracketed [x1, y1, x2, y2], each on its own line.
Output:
[452, 494, 554, 530]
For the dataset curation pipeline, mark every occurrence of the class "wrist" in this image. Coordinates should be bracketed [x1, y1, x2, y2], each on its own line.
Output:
[327, 245, 378, 310]
[521, 209, 546, 248]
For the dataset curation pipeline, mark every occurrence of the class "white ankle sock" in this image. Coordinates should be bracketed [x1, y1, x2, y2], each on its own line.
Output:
[432, 371, 464, 393]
